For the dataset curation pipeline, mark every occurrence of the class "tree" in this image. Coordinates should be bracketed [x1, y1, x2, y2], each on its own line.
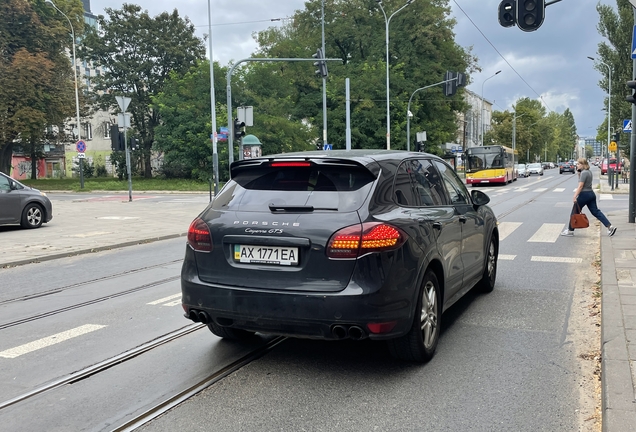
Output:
[596, 0, 633, 158]
[153, 61, 229, 181]
[81, 4, 206, 178]
[485, 98, 577, 163]
[245, 0, 474, 152]
[0, 0, 81, 175]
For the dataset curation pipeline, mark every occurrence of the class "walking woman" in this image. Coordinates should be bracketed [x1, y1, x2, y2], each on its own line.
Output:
[561, 157, 617, 237]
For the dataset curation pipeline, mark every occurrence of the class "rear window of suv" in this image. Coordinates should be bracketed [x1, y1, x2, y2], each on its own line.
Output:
[213, 162, 377, 212]
[233, 164, 375, 192]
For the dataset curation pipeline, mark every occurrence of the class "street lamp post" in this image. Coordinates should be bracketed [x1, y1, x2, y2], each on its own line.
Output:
[208, 0, 219, 199]
[588, 56, 611, 165]
[512, 112, 526, 166]
[376, 0, 414, 150]
[46, 0, 83, 188]
[480, 70, 501, 146]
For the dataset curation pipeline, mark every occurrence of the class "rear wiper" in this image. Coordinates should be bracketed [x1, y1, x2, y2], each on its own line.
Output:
[269, 205, 314, 213]
[269, 205, 338, 213]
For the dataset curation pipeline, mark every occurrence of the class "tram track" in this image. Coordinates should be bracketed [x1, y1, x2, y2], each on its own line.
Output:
[0, 323, 205, 410]
[0, 259, 182, 306]
[0, 275, 180, 330]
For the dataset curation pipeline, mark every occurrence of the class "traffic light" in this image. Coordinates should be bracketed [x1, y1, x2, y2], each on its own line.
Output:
[516, 0, 545, 32]
[498, 0, 516, 28]
[312, 48, 328, 79]
[626, 80, 636, 104]
[234, 118, 245, 141]
[443, 71, 466, 97]
[444, 71, 457, 97]
[110, 124, 125, 151]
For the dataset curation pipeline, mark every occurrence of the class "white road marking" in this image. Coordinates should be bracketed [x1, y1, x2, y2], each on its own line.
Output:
[531, 256, 583, 264]
[0, 324, 106, 359]
[96, 216, 141, 220]
[553, 188, 565, 192]
[163, 300, 182, 307]
[527, 223, 564, 243]
[513, 187, 529, 192]
[499, 254, 516, 260]
[600, 194, 613, 200]
[498, 222, 522, 241]
[147, 293, 181, 305]
[534, 188, 548, 192]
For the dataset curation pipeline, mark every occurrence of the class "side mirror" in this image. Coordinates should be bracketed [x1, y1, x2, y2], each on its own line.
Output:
[471, 189, 490, 206]
[9, 180, 17, 190]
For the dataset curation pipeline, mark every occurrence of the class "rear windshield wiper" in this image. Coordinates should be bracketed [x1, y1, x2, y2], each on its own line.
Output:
[269, 205, 338, 213]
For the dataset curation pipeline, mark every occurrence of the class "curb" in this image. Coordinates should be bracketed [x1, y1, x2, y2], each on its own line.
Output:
[601, 210, 636, 431]
[1, 233, 187, 269]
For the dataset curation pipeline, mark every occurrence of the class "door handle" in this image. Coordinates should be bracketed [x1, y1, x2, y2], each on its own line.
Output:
[432, 222, 442, 230]
[459, 216, 467, 224]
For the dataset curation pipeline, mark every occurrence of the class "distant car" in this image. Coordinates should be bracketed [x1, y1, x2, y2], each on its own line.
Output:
[601, 158, 621, 175]
[560, 161, 576, 174]
[527, 163, 544, 176]
[515, 163, 529, 177]
[0, 172, 53, 229]
[181, 150, 499, 363]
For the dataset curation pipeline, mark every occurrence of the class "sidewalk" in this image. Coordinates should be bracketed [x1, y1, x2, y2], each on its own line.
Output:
[0, 192, 210, 268]
[599, 175, 636, 430]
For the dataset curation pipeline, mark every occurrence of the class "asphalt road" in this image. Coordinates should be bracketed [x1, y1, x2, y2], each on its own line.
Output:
[0, 169, 612, 431]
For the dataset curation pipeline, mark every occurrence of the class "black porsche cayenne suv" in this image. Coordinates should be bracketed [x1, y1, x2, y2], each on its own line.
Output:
[181, 150, 498, 362]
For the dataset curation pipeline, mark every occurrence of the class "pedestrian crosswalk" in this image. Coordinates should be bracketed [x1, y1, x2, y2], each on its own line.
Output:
[474, 185, 616, 201]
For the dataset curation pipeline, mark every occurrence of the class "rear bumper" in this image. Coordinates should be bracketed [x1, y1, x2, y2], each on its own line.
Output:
[466, 176, 507, 184]
[181, 277, 415, 340]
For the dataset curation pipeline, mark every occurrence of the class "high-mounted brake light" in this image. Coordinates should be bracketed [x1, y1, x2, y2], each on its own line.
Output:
[326, 222, 405, 258]
[187, 218, 212, 252]
[270, 162, 311, 167]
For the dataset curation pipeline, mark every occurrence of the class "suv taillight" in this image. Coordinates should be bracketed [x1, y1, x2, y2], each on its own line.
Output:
[187, 218, 212, 252]
[326, 222, 405, 258]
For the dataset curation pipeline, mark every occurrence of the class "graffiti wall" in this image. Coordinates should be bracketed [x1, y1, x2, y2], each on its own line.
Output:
[10, 156, 46, 180]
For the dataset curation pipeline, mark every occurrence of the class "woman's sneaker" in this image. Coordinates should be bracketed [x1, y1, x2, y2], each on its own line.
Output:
[561, 229, 574, 236]
[608, 226, 617, 237]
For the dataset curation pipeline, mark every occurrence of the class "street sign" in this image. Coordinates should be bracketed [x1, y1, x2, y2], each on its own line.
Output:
[323, 143, 333, 151]
[632, 25, 636, 59]
[78, 152, 86, 159]
[76, 140, 86, 153]
[624, 119, 633, 133]
[115, 96, 131, 112]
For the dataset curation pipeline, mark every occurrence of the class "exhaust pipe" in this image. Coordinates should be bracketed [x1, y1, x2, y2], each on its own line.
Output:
[331, 325, 347, 340]
[197, 311, 210, 324]
[188, 309, 201, 322]
[348, 326, 366, 341]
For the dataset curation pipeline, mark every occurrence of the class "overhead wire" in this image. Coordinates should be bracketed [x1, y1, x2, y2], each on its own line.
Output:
[451, 0, 552, 112]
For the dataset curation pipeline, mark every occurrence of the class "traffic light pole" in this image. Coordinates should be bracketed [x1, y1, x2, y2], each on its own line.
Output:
[226, 57, 339, 165]
[631, 5, 636, 222]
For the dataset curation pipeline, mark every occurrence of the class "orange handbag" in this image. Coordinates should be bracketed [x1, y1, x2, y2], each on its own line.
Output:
[570, 204, 589, 229]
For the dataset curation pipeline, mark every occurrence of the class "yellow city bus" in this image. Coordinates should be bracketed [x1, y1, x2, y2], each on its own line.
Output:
[465, 145, 517, 185]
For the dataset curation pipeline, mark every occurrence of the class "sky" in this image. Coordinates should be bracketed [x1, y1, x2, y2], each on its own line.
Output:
[87, 0, 618, 140]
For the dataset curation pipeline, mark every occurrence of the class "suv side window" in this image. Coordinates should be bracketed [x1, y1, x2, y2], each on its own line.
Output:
[394, 161, 418, 206]
[433, 160, 469, 205]
[412, 159, 446, 206]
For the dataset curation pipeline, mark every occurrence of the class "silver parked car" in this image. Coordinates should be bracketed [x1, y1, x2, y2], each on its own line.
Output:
[527, 163, 544, 176]
[0, 172, 53, 229]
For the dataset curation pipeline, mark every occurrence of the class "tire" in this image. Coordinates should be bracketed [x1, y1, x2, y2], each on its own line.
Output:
[477, 235, 498, 293]
[388, 270, 440, 363]
[21, 203, 44, 229]
[207, 322, 255, 340]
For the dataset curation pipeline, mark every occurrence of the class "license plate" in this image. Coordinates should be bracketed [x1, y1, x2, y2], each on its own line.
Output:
[234, 245, 299, 266]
